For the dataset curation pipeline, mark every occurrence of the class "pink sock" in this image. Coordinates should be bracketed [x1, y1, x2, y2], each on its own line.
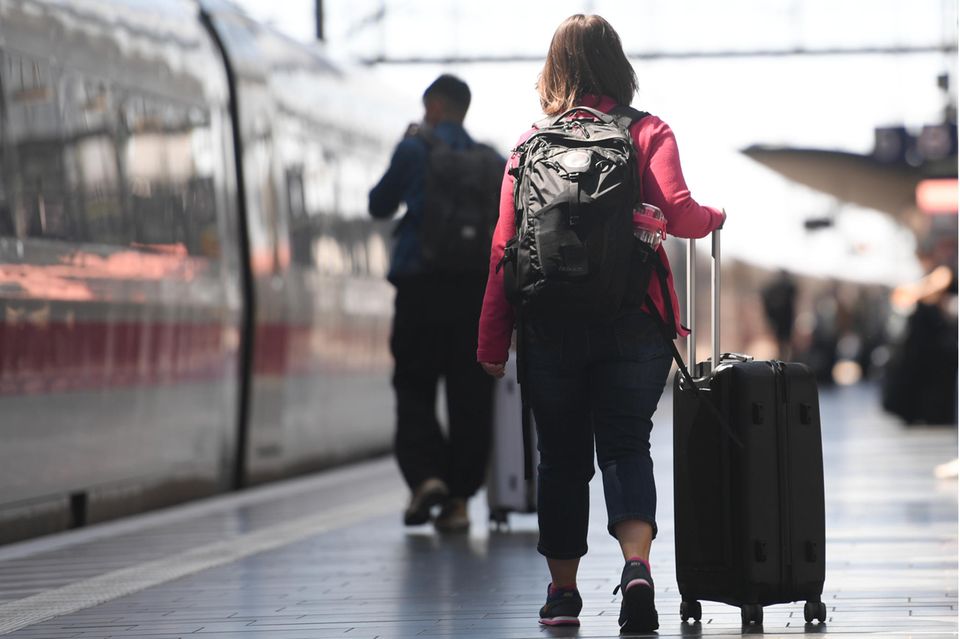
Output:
[549, 582, 578, 595]
[627, 557, 651, 571]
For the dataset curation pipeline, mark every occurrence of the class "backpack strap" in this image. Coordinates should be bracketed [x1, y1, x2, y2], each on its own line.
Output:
[610, 105, 649, 211]
[609, 105, 649, 129]
[391, 128, 442, 239]
[610, 104, 649, 118]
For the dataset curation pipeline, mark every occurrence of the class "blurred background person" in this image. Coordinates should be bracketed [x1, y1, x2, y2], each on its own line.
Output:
[761, 269, 798, 360]
[883, 251, 958, 426]
[369, 74, 503, 533]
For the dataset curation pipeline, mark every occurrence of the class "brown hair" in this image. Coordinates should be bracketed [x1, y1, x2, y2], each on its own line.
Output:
[537, 15, 638, 115]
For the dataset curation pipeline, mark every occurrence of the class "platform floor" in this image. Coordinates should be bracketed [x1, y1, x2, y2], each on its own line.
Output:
[0, 383, 955, 638]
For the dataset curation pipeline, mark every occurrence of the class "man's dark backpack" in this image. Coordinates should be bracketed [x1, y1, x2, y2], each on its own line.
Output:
[419, 131, 505, 273]
[499, 105, 655, 317]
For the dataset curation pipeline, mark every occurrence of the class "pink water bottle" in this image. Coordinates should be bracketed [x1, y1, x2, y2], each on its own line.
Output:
[633, 203, 666, 248]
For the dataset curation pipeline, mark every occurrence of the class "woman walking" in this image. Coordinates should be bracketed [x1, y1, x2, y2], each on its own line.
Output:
[477, 14, 726, 633]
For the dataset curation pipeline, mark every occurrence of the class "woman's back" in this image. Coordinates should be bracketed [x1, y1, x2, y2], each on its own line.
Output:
[476, 14, 726, 634]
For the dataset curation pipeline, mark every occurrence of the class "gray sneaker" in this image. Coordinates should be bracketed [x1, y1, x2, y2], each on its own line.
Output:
[539, 584, 582, 626]
[404, 478, 449, 526]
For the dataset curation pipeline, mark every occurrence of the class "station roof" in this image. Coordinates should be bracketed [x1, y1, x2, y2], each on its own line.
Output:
[741, 145, 925, 220]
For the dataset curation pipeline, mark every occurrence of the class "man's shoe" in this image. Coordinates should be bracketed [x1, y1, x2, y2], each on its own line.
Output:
[614, 558, 658, 633]
[539, 584, 582, 626]
[403, 478, 448, 526]
[433, 497, 470, 533]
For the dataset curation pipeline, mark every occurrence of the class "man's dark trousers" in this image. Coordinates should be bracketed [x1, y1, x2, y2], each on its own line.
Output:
[390, 272, 493, 498]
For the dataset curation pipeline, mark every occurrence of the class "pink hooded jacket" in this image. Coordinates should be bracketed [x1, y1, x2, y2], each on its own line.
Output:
[477, 94, 725, 364]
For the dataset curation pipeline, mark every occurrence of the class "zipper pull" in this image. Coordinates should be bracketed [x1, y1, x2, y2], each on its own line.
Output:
[569, 120, 590, 139]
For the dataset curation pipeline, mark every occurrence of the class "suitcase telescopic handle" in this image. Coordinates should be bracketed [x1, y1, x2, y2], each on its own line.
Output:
[686, 229, 721, 374]
[712, 229, 721, 372]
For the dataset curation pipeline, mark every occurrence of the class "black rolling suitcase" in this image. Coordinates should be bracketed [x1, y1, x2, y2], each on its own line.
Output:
[670, 231, 827, 626]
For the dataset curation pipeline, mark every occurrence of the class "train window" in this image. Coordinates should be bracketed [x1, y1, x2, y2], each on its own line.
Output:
[0, 162, 10, 237]
[287, 168, 306, 221]
[72, 131, 126, 245]
[0, 54, 223, 253]
[130, 191, 185, 247]
[125, 94, 183, 249]
[304, 148, 337, 216]
[3, 51, 80, 241]
[184, 109, 221, 259]
[286, 168, 313, 266]
[0, 158, 11, 236]
[61, 74, 126, 245]
[123, 93, 219, 256]
[242, 138, 283, 274]
[337, 153, 372, 218]
[187, 176, 219, 257]
[21, 145, 70, 239]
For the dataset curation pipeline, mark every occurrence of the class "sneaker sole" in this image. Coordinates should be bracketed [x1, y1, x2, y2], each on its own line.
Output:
[539, 616, 580, 627]
[403, 490, 447, 526]
[619, 582, 659, 633]
[434, 519, 470, 533]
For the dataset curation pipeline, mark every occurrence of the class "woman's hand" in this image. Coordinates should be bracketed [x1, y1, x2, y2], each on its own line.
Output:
[480, 362, 506, 378]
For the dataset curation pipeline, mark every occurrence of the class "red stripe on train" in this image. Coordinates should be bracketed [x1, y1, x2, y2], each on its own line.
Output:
[0, 321, 314, 395]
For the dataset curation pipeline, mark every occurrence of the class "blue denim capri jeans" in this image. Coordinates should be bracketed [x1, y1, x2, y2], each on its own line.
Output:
[523, 310, 673, 560]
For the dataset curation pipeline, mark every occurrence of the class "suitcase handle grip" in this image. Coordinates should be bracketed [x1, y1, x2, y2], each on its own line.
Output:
[686, 229, 721, 374]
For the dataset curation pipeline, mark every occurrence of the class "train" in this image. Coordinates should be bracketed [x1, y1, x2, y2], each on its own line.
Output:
[0, 0, 405, 544]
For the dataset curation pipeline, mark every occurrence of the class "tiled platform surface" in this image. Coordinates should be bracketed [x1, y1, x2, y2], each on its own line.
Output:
[0, 383, 956, 638]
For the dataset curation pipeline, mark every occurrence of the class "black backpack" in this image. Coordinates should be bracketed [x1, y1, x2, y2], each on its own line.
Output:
[499, 105, 653, 317]
[418, 130, 505, 274]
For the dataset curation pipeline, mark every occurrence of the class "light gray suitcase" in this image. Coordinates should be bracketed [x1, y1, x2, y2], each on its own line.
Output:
[486, 356, 538, 527]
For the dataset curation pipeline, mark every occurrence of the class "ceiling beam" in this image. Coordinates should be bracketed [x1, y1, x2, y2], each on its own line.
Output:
[360, 44, 957, 65]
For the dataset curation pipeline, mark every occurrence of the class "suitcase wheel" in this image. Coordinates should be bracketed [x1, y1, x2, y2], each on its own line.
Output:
[488, 509, 509, 528]
[740, 604, 763, 626]
[680, 600, 702, 622]
[803, 600, 827, 624]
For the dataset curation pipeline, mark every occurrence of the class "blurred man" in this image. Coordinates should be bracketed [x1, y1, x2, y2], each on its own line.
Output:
[369, 74, 503, 532]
